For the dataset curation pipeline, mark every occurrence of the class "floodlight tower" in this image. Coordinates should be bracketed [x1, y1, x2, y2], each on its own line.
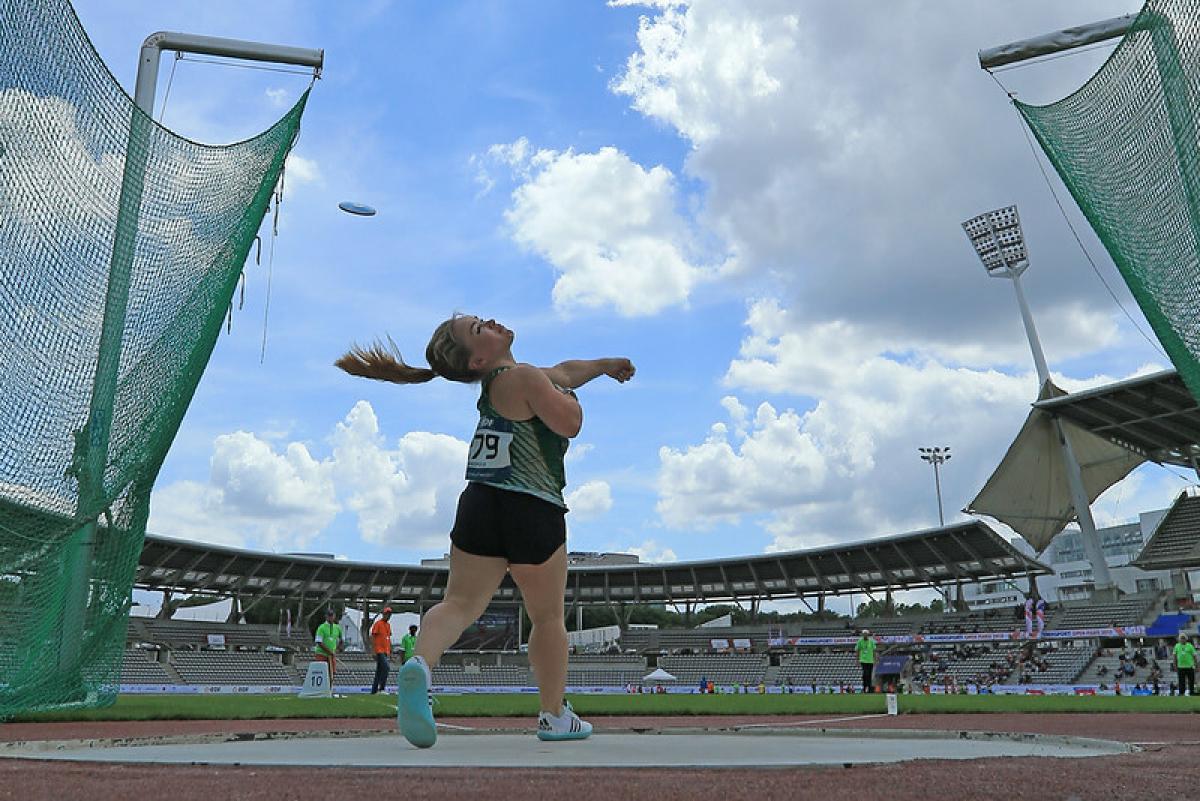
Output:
[918, 446, 951, 526]
[961, 206, 1115, 592]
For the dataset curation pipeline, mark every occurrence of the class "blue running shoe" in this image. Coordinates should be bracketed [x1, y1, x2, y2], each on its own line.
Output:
[397, 657, 436, 748]
[536, 700, 592, 742]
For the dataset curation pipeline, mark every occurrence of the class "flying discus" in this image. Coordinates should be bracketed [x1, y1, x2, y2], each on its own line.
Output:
[338, 201, 377, 216]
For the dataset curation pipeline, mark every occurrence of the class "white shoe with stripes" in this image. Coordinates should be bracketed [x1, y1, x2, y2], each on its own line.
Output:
[536, 700, 592, 741]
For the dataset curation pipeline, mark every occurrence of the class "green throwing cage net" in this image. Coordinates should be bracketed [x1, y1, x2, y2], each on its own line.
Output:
[0, 0, 309, 715]
[1016, 0, 1200, 400]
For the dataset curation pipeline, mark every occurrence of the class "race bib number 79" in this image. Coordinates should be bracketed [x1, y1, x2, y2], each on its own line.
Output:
[465, 416, 514, 481]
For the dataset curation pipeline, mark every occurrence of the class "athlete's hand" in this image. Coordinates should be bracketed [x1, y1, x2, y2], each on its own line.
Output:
[604, 358, 635, 383]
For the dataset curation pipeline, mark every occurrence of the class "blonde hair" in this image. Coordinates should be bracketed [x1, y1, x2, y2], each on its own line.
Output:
[335, 315, 480, 385]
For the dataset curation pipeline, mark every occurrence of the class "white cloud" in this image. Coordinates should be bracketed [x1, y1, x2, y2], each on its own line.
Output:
[148, 481, 250, 549]
[150, 401, 468, 552]
[657, 400, 825, 529]
[488, 140, 731, 316]
[565, 442, 595, 463]
[265, 88, 290, 108]
[611, 1, 793, 145]
[656, 298, 1153, 551]
[608, 0, 1147, 364]
[283, 152, 322, 202]
[329, 401, 468, 549]
[566, 480, 613, 521]
[149, 431, 338, 551]
[626, 538, 678, 563]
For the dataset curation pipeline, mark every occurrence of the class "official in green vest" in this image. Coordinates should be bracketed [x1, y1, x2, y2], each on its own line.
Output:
[313, 608, 343, 683]
[855, 629, 877, 694]
[1174, 633, 1196, 696]
[400, 624, 419, 663]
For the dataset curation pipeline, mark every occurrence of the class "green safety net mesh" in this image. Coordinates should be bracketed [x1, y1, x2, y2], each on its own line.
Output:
[0, 0, 309, 716]
[1015, 0, 1200, 401]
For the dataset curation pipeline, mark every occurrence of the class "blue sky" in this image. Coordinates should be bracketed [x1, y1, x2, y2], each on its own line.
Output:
[65, 1, 1192, 615]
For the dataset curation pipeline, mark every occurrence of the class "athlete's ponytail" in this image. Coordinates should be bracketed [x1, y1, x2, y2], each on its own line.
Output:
[336, 315, 481, 385]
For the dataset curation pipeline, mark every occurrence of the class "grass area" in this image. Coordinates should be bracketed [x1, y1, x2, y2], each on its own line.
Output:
[8, 692, 1200, 723]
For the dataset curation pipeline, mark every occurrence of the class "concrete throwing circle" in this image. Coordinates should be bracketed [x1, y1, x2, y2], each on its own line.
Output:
[1, 728, 1133, 768]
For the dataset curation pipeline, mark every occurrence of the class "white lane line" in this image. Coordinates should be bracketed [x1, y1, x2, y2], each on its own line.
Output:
[436, 722, 477, 731]
[736, 713, 889, 729]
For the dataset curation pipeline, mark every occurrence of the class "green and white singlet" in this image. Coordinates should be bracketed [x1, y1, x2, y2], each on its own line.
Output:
[464, 366, 570, 508]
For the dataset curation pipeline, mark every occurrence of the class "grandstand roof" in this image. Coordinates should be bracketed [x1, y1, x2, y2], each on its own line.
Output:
[1133, 490, 1200, 570]
[137, 520, 1049, 610]
[1033, 369, 1200, 468]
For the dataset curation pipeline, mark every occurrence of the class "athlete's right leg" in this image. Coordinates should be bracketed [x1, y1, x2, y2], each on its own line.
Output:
[399, 546, 507, 748]
[415, 545, 510, 665]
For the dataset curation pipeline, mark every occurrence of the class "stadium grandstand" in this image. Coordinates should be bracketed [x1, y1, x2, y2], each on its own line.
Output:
[116, 514, 1196, 695]
[123, 367, 1200, 695]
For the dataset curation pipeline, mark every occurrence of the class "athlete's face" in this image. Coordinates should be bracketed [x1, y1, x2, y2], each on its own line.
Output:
[455, 315, 514, 371]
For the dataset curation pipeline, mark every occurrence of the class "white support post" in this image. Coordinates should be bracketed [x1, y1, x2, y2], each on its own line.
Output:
[136, 32, 324, 114]
[1008, 274, 1114, 591]
[979, 14, 1137, 70]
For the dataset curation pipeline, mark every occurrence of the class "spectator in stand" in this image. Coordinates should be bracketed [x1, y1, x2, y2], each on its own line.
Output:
[1173, 633, 1196, 697]
[369, 607, 394, 694]
[855, 629, 877, 693]
[314, 607, 344, 684]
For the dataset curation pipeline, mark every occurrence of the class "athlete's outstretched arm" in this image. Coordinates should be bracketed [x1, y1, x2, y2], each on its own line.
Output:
[542, 358, 635, 389]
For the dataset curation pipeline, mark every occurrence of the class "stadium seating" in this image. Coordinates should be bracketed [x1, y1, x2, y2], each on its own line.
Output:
[914, 644, 1020, 686]
[170, 651, 293, 685]
[1051, 599, 1156, 630]
[114, 601, 1166, 690]
[776, 652, 862, 687]
[798, 623, 859, 637]
[119, 649, 176, 685]
[1008, 646, 1093, 685]
[618, 629, 655, 652]
[136, 618, 278, 649]
[851, 620, 914, 636]
[1080, 647, 1169, 689]
[566, 655, 647, 686]
[430, 665, 530, 686]
[657, 654, 767, 685]
[1139, 492, 1200, 564]
[919, 610, 1024, 635]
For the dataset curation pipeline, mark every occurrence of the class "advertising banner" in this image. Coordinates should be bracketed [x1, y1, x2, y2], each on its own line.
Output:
[768, 626, 1146, 647]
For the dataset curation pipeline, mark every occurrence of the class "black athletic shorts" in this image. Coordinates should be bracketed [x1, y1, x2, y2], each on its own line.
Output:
[449, 482, 567, 565]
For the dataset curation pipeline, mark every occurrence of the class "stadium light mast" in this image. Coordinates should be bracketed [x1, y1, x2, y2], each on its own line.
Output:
[917, 446, 951, 526]
[961, 206, 1114, 592]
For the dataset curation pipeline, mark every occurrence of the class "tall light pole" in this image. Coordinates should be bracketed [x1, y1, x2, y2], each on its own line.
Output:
[961, 205, 1115, 592]
[918, 446, 951, 526]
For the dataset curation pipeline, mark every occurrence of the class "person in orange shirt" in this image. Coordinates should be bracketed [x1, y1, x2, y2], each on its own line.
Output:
[370, 607, 394, 694]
